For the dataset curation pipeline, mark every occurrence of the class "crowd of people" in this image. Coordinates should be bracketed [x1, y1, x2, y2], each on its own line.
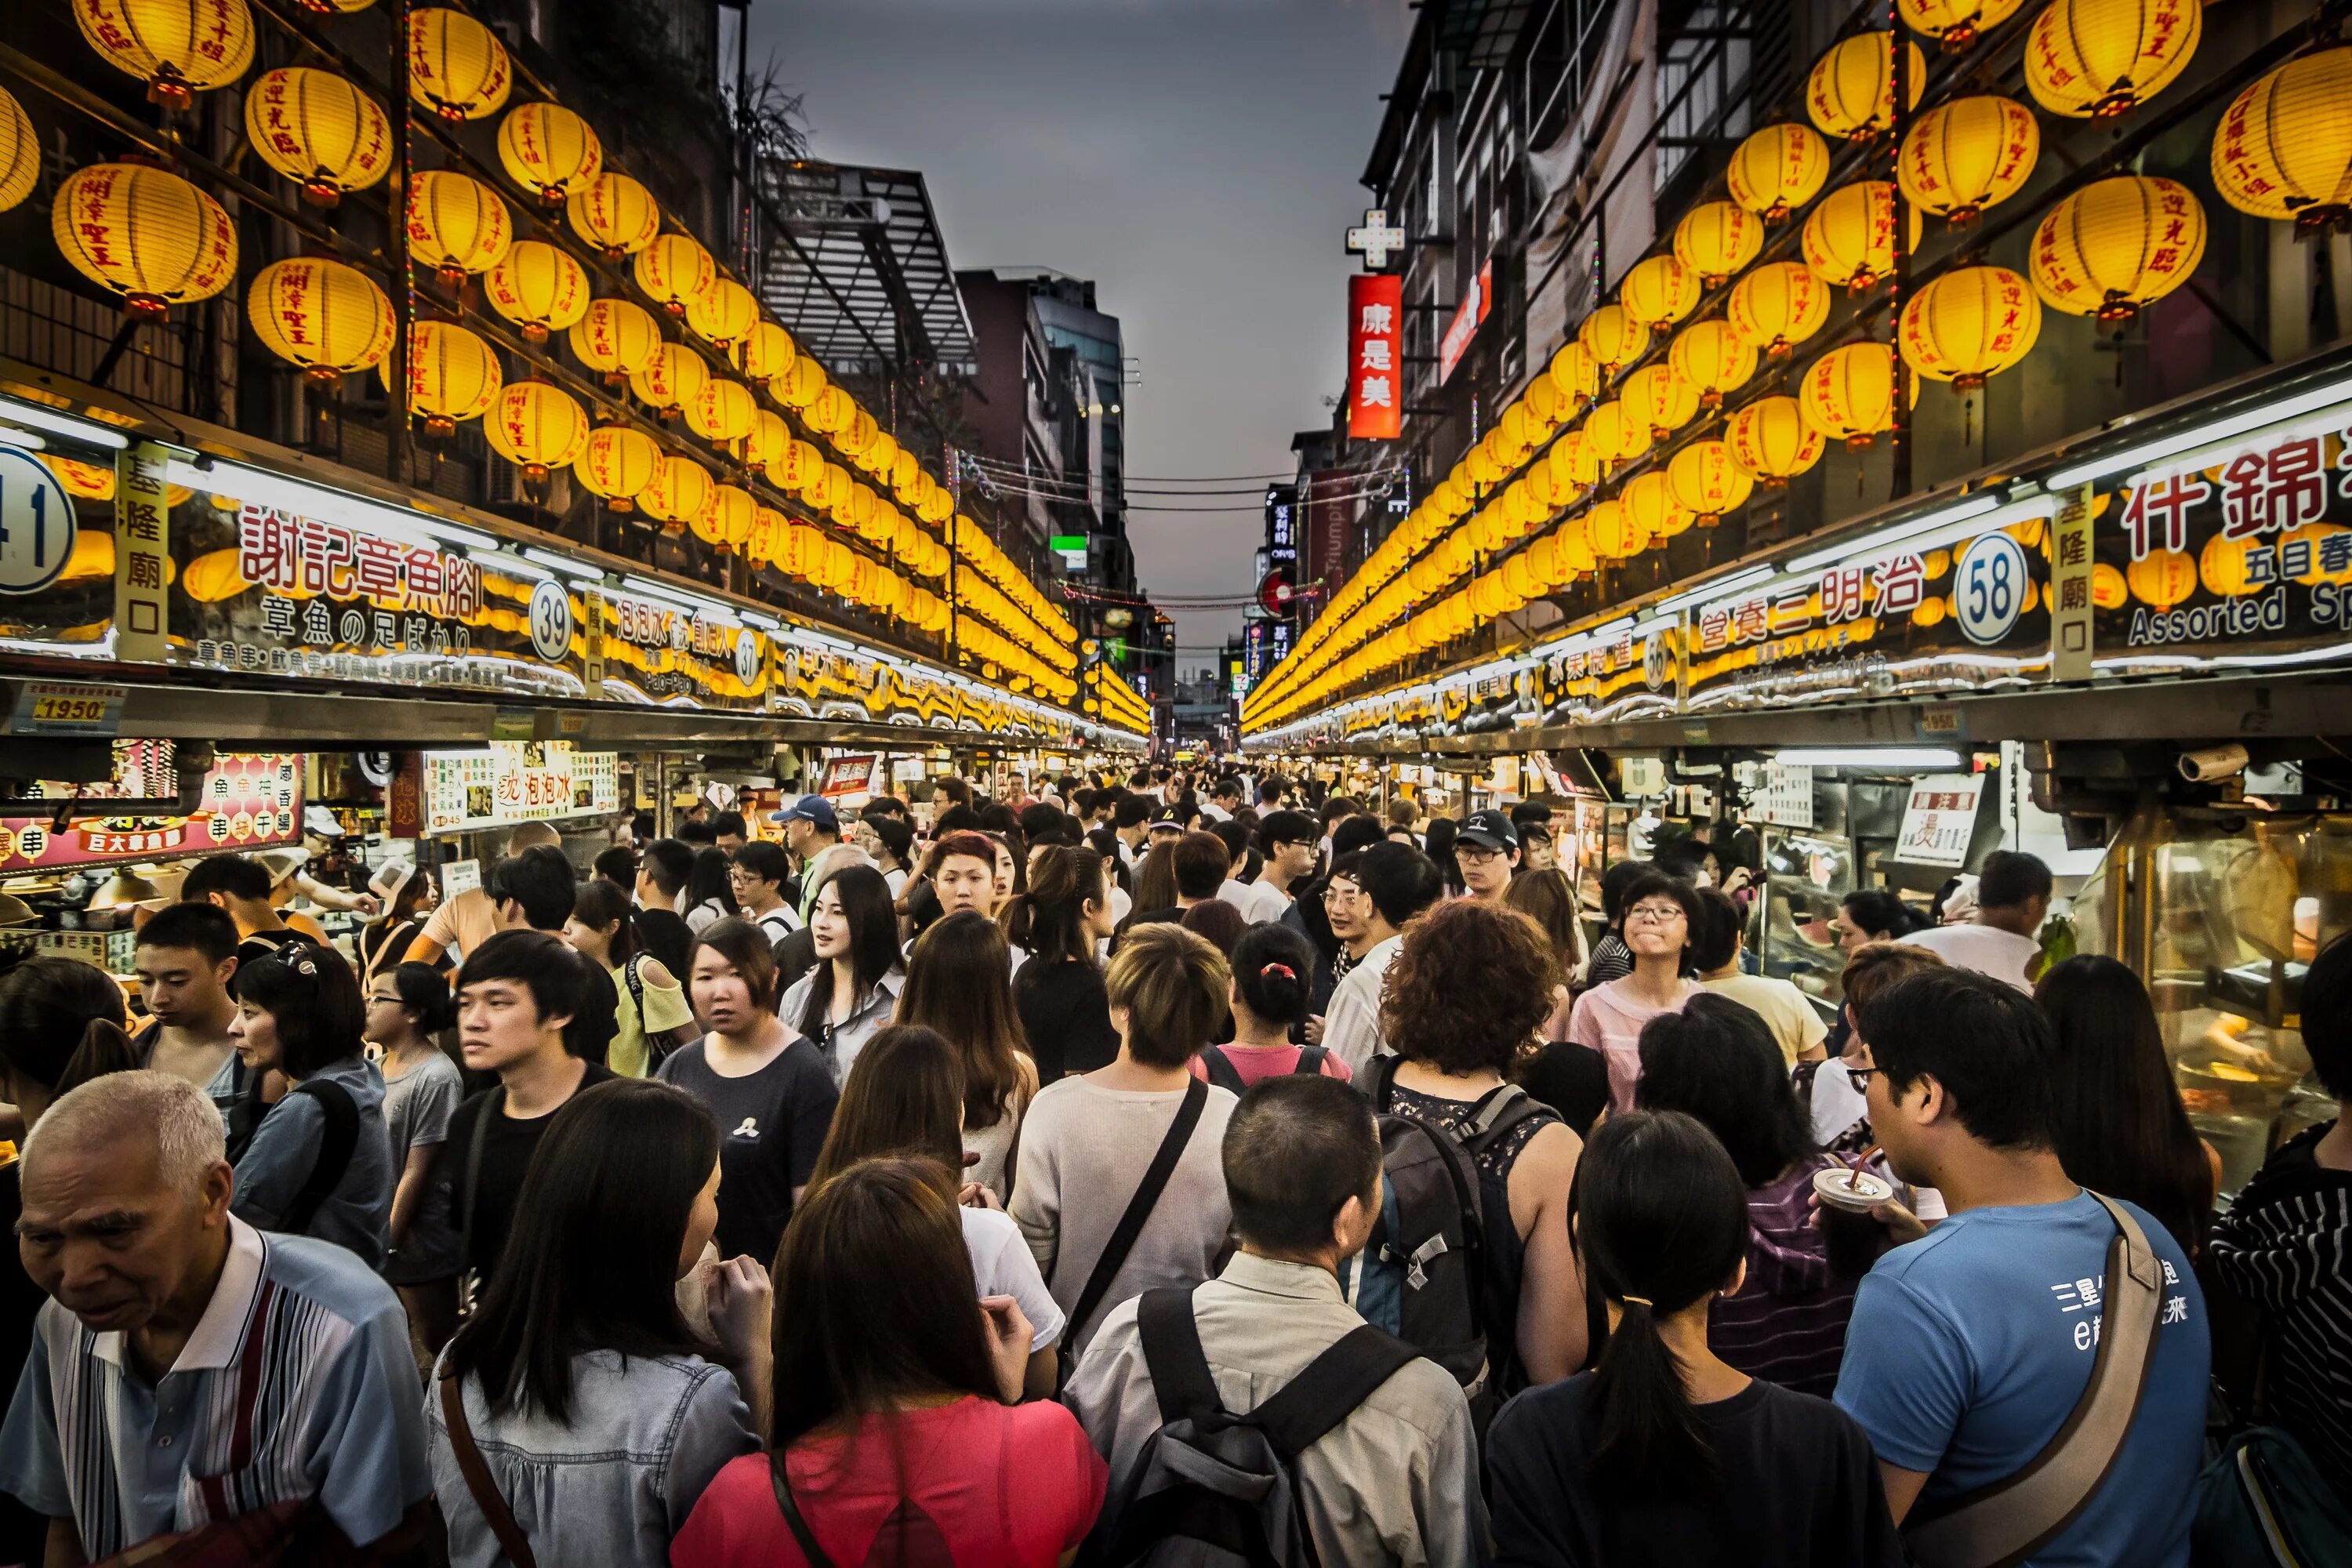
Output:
[0, 764, 2341, 1566]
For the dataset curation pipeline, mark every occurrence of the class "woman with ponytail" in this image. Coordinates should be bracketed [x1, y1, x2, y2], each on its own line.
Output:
[1487, 1110, 1900, 1567]
[1191, 923, 1352, 1090]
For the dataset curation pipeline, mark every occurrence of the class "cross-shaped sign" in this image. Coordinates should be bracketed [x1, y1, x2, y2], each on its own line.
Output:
[1346, 208, 1407, 270]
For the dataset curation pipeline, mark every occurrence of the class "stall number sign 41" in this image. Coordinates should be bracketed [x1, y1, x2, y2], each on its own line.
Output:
[0, 448, 73, 597]
[1955, 533, 2029, 647]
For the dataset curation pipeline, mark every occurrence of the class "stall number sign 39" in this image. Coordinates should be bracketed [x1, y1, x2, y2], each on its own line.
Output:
[528, 580, 574, 662]
[1956, 533, 2029, 647]
[0, 448, 74, 597]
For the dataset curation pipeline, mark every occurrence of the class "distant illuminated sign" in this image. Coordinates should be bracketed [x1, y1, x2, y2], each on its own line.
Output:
[1438, 259, 1493, 384]
[1347, 275, 1403, 441]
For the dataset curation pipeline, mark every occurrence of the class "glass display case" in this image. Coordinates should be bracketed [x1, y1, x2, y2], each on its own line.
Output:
[1758, 772, 1914, 1009]
[2076, 804, 2347, 1196]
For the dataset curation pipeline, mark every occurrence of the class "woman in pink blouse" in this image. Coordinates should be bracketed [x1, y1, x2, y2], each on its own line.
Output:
[1567, 872, 1704, 1111]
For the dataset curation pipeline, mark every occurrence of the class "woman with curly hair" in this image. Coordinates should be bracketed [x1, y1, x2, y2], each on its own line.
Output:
[1370, 898, 1588, 1393]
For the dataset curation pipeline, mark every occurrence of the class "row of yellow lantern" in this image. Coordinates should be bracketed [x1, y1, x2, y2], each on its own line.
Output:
[1087, 667, 1152, 731]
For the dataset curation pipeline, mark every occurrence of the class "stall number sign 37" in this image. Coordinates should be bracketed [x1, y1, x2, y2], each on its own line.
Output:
[1956, 534, 2029, 647]
[0, 448, 74, 596]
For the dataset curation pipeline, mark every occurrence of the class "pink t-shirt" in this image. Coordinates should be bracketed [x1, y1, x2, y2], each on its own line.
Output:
[1187, 1043, 1356, 1089]
[672, 1396, 1107, 1568]
[1568, 978, 1703, 1112]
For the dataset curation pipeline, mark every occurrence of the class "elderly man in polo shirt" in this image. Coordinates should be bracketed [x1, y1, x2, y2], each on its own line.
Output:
[0, 1072, 429, 1561]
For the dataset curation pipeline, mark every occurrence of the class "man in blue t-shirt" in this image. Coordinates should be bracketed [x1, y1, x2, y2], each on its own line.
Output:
[1835, 967, 2209, 1568]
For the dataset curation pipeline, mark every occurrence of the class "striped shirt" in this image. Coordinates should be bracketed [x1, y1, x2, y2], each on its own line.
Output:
[1711, 1157, 1861, 1399]
[0, 1218, 430, 1557]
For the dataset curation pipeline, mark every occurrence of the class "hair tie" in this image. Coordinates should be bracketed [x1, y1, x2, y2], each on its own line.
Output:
[1621, 1295, 1654, 1308]
[1258, 961, 1296, 982]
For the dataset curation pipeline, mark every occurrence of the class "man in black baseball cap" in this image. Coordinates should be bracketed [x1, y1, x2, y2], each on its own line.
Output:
[1146, 803, 1189, 849]
[1456, 809, 1521, 902]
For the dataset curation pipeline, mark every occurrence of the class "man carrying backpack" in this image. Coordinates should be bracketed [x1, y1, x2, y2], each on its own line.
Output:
[1067, 1076, 1483, 1567]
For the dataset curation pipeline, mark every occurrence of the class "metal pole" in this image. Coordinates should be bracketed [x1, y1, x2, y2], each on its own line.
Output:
[387, 0, 412, 488]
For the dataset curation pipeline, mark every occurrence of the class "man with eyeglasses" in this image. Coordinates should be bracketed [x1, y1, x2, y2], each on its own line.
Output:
[1320, 843, 1445, 1079]
[1454, 811, 1521, 902]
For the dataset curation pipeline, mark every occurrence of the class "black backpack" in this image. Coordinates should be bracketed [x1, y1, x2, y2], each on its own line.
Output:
[1197, 1044, 1328, 1097]
[1081, 1287, 1418, 1568]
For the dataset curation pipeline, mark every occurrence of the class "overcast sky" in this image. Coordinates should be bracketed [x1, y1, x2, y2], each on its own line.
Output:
[746, 0, 1410, 675]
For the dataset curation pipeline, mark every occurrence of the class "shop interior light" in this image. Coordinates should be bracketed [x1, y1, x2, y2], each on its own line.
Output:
[2045, 374, 2352, 492]
[1787, 492, 2004, 574]
[519, 546, 603, 581]
[470, 549, 555, 581]
[1646, 564, 1779, 619]
[621, 575, 710, 615]
[0, 396, 131, 451]
[1775, 747, 1963, 768]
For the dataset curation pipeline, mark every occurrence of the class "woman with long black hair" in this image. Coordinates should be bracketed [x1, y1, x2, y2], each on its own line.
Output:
[1011, 845, 1123, 1087]
[895, 911, 1036, 1200]
[775, 865, 902, 1087]
[1486, 1110, 1901, 1567]
[682, 846, 742, 936]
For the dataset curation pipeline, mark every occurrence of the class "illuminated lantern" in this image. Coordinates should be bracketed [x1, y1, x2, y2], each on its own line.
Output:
[566, 296, 660, 387]
[1806, 31, 1926, 141]
[566, 172, 659, 259]
[405, 169, 510, 285]
[2126, 547, 2194, 608]
[246, 256, 394, 381]
[857, 429, 902, 481]
[1673, 201, 1762, 286]
[1726, 122, 1831, 222]
[182, 548, 249, 603]
[638, 455, 713, 535]
[1530, 437, 1584, 508]
[694, 483, 755, 554]
[807, 384, 857, 436]
[1802, 181, 1918, 292]
[1668, 438, 1755, 526]
[2211, 49, 2352, 236]
[633, 233, 713, 316]
[818, 463, 855, 518]
[51, 164, 236, 320]
[496, 101, 601, 205]
[838, 407, 881, 459]
[746, 506, 785, 568]
[1668, 319, 1758, 409]
[243, 68, 391, 206]
[1898, 96, 2040, 227]
[630, 342, 709, 420]
[1525, 372, 1566, 433]
[1899, 0, 2022, 50]
[815, 539, 854, 590]
[779, 521, 822, 579]
[771, 355, 826, 409]
[1577, 305, 1650, 375]
[2031, 176, 2205, 323]
[74, 0, 254, 106]
[485, 381, 590, 482]
[733, 320, 796, 382]
[2199, 532, 2267, 598]
[738, 408, 789, 470]
[1546, 341, 1599, 415]
[1623, 361, 1700, 439]
[1470, 500, 1514, 554]
[407, 9, 510, 122]
[1586, 499, 1650, 561]
[1726, 260, 1830, 358]
[684, 376, 757, 443]
[43, 457, 115, 501]
[686, 278, 760, 351]
[1624, 470, 1694, 542]
[485, 239, 589, 343]
[379, 319, 500, 437]
[1725, 394, 1826, 486]
[2026, 0, 2199, 119]
[1913, 597, 1949, 628]
[1900, 265, 2041, 390]
[1546, 429, 1598, 495]
[1582, 401, 1652, 470]
[1798, 341, 1899, 449]
[0, 88, 34, 216]
[1464, 440, 1504, 491]
[575, 424, 659, 511]
[1620, 255, 1701, 328]
[769, 437, 823, 493]
[2089, 562, 2128, 608]
[1503, 551, 1542, 604]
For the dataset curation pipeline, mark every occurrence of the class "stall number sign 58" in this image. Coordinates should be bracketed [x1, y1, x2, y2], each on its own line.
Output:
[1956, 534, 2030, 647]
[0, 449, 74, 597]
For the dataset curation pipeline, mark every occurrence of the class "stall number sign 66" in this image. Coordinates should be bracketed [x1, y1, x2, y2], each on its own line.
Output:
[1956, 534, 2030, 648]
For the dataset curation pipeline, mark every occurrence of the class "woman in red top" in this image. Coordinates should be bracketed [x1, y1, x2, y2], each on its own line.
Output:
[671, 1157, 1107, 1567]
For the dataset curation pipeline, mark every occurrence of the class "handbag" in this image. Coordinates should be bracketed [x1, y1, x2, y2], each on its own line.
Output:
[439, 1372, 539, 1568]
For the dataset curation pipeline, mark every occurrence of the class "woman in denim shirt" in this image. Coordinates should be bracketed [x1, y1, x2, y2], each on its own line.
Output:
[427, 1078, 771, 1568]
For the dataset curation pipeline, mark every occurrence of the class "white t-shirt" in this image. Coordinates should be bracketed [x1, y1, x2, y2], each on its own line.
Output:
[883, 866, 909, 898]
[960, 1204, 1066, 1350]
[1900, 924, 2042, 993]
[1200, 802, 1231, 823]
[1230, 879, 1291, 925]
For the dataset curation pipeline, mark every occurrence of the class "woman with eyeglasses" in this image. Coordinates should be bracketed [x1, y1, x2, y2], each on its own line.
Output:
[1567, 871, 1704, 1113]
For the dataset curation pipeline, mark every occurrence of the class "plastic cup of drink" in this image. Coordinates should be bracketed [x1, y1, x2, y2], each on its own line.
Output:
[1813, 1164, 1895, 1214]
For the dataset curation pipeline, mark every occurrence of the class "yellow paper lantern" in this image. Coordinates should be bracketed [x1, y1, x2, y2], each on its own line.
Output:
[684, 376, 757, 443]
[1578, 305, 1650, 374]
[182, 548, 249, 603]
[1583, 401, 1652, 469]
[247, 256, 395, 382]
[1672, 201, 1763, 287]
[1524, 373, 1566, 434]
[694, 483, 756, 554]
[1545, 341, 1599, 415]
[779, 521, 823, 579]
[1726, 260, 1831, 358]
[1586, 499, 1650, 561]
[738, 408, 789, 470]
[407, 8, 509, 122]
[685, 278, 760, 351]
[1668, 319, 1758, 409]
[733, 321, 797, 383]
[1726, 394, 1827, 486]
[484, 239, 590, 343]
[857, 430, 902, 479]
[1806, 31, 1927, 141]
[1668, 438, 1755, 526]
[2126, 547, 2195, 608]
[485, 381, 590, 481]
[379, 319, 500, 437]
[1623, 471, 1693, 542]
[2199, 532, 2268, 599]
[74, 0, 254, 106]
[1802, 181, 1920, 293]
[770, 438, 824, 494]
[818, 464, 855, 518]
[1546, 429, 1599, 495]
[405, 169, 510, 285]
[576, 424, 659, 510]
[0, 87, 34, 216]
[1899, 0, 2023, 50]
[1898, 96, 2041, 227]
[2089, 561, 2128, 608]
[2025, 0, 2199, 120]
[566, 172, 660, 260]
[1623, 361, 1700, 439]
[243, 68, 391, 207]
[1799, 341, 1899, 449]
[807, 384, 857, 436]
[567, 296, 662, 387]
[1726, 122, 1831, 222]
[2030, 176, 2205, 322]
[52, 163, 237, 321]
[496, 101, 601, 203]
[838, 407, 882, 459]
[639, 455, 713, 534]
[633, 233, 714, 317]
[746, 505, 786, 568]
[1900, 265, 2042, 390]
[43, 458, 114, 502]
[815, 539, 854, 591]
[630, 342, 708, 419]
[1913, 597, 1949, 629]
[2212, 49, 2352, 236]
[1620, 256, 1701, 328]
[771, 356, 826, 410]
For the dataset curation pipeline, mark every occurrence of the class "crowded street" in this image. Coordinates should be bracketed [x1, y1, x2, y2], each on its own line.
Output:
[0, 0, 2349, 1563]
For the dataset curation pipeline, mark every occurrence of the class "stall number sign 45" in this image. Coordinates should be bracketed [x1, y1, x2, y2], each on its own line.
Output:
[0, 448, 74, 596]
[1956, 533, 2030, 647]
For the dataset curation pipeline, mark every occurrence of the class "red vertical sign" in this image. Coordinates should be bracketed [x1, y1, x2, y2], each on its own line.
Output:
[1347, 274, 1403, 441]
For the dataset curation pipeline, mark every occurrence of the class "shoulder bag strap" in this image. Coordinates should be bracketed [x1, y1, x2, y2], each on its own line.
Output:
[455, 1088, 503, 1314]
[1251, 1326, 1421, 1463]
[439, 1374, 539, 1568]
[1136, 1286, 1223, 1426]
[278, 1080, 360, 1236]
[1062, 1077, 1209, 1354]
[1199, 1046, 1249, 1097]
[622, 953, 648, 1021]
[1293, 1044, 1328, 1077]
[768, 1454, 837, 1568]
[1460, 1081, 1543, 1158]
[1367, 1052, 1402, 1111]
[1902, 1193, 2165, 1568]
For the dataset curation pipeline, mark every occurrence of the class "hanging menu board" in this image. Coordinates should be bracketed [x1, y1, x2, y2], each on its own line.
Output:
[421, 742, 620, 835]
[0, 744, 303, 873]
